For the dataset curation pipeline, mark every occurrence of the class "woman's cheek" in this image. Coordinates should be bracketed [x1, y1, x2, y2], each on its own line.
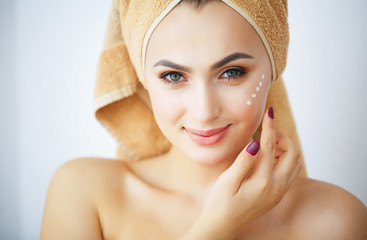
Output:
[224, 78, 269, 130]
[148, 84, 184, 133]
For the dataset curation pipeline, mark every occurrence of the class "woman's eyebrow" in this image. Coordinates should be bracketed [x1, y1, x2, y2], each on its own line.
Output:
[153, 52, 253, 72]
[210, 52, 254, 70]
[153, 60, 192, 72]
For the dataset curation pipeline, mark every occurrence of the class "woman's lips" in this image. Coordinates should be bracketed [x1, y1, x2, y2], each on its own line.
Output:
[184, 125, 231, 145]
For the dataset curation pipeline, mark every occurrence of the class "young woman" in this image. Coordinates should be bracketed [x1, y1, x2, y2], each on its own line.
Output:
[41, 0, 367, 239]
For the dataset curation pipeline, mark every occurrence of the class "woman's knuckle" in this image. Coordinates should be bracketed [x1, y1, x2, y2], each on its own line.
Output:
[258, 177, 271, 192]
[278, 132, 286, 138]
[271, 186, 285, 203]
[288, 146, 300, 161]
[273, 193, 283, 205]
[264, 138, 275, 151]
[276, 184, 286, 196]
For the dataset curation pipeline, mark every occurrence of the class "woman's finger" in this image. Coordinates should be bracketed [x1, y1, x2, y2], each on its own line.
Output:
[273, 133, 301, 184]
[274, 132, 287, 160]
[252, 107, 276, 180]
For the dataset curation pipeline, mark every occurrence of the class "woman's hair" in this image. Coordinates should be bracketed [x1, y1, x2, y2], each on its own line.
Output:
[180, 0, 219, 10]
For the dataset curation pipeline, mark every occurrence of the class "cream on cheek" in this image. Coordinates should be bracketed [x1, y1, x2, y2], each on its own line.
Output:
[246, 74, 266, 106]
[227, 73, 268, 109]
[224, 72, 269, 141]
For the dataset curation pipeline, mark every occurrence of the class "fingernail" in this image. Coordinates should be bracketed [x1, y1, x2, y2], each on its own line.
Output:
[268, 107, 274, 119]
[246, 141, 260, 156]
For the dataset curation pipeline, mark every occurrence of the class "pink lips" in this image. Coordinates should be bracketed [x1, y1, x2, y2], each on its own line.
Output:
[184, 125, 231, 145]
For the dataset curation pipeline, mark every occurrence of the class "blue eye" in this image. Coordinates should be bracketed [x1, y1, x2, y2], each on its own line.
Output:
[160, 72, 184, 85]
[167, 73, 182, 81]
[160, 72, 183, 82]
[221, 68, 246, 80]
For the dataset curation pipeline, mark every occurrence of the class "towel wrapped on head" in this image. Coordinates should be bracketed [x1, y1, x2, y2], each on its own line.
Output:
[94, 0, 307, 176]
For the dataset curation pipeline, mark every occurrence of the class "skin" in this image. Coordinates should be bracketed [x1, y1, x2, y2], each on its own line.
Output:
[41, 2, 367, 239]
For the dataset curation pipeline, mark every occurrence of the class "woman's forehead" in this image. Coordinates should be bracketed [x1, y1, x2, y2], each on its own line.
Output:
[145, 1, 265, 67]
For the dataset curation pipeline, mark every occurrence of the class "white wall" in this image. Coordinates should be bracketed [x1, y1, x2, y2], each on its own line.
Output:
[284, 0, 367, 204]
[0, 0, 366, 239]
[0, 1, 20, 239]
[1, 0, 115, 239]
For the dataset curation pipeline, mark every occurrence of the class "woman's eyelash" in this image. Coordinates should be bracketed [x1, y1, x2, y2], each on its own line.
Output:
[220, 68, 247, 81]
[159, 71, 185, 86]
[158, 67, 247, 86]
[159, 71, 184, 86]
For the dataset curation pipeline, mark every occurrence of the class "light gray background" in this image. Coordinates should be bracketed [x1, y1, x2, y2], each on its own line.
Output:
[1, 0, 366, 239]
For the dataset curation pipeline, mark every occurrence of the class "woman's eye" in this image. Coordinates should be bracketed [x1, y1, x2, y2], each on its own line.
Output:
[221, 68, 246, 79]
[168, 73, 182, 81]
[224, 69, 239, 78]
[162, 72, 184, 82]
[159, 72, 186, 87]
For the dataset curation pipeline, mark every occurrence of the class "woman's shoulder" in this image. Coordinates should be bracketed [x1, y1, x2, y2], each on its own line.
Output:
[41, 157, 133, 239]
[45, 157, 133, 207]
[53, 157, 127, 185]
[50, 157, 133, 199]
[55, 157, 128, 178]
[289, 176, 367, 239]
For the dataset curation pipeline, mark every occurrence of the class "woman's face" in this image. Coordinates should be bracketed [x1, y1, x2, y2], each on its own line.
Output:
[145, 1, 272, 165]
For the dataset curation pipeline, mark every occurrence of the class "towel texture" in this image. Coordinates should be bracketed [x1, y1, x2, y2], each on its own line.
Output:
[94, 0, 306, 175]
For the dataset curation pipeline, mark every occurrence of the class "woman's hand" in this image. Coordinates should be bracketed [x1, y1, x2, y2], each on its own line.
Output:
[181, 107, 302, 240]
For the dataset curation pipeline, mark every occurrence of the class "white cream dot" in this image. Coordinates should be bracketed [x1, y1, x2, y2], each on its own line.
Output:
[262, 74, 265, 79]
[247, 100, 252, 105]
[256, 86, 260, 91]
[252, 94, 256, 98]
[259, 81, 262, 87]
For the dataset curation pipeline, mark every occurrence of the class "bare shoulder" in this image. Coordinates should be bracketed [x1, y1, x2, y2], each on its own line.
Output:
[41, 157, 129, 240]
[47, 158, 129, 200]
[55, 157, 128, 183]
[289, 177, 367, 239]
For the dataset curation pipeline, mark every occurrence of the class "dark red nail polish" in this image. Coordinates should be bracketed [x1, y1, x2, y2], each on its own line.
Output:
[246, 141, 260, 156]
[268, 107, 274, 119]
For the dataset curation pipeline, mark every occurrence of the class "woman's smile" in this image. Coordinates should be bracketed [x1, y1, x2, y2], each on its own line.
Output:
[184, 124, 231, 145]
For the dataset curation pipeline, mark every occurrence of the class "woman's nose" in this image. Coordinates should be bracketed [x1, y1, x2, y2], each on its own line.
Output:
[189, 82, 221, 124]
